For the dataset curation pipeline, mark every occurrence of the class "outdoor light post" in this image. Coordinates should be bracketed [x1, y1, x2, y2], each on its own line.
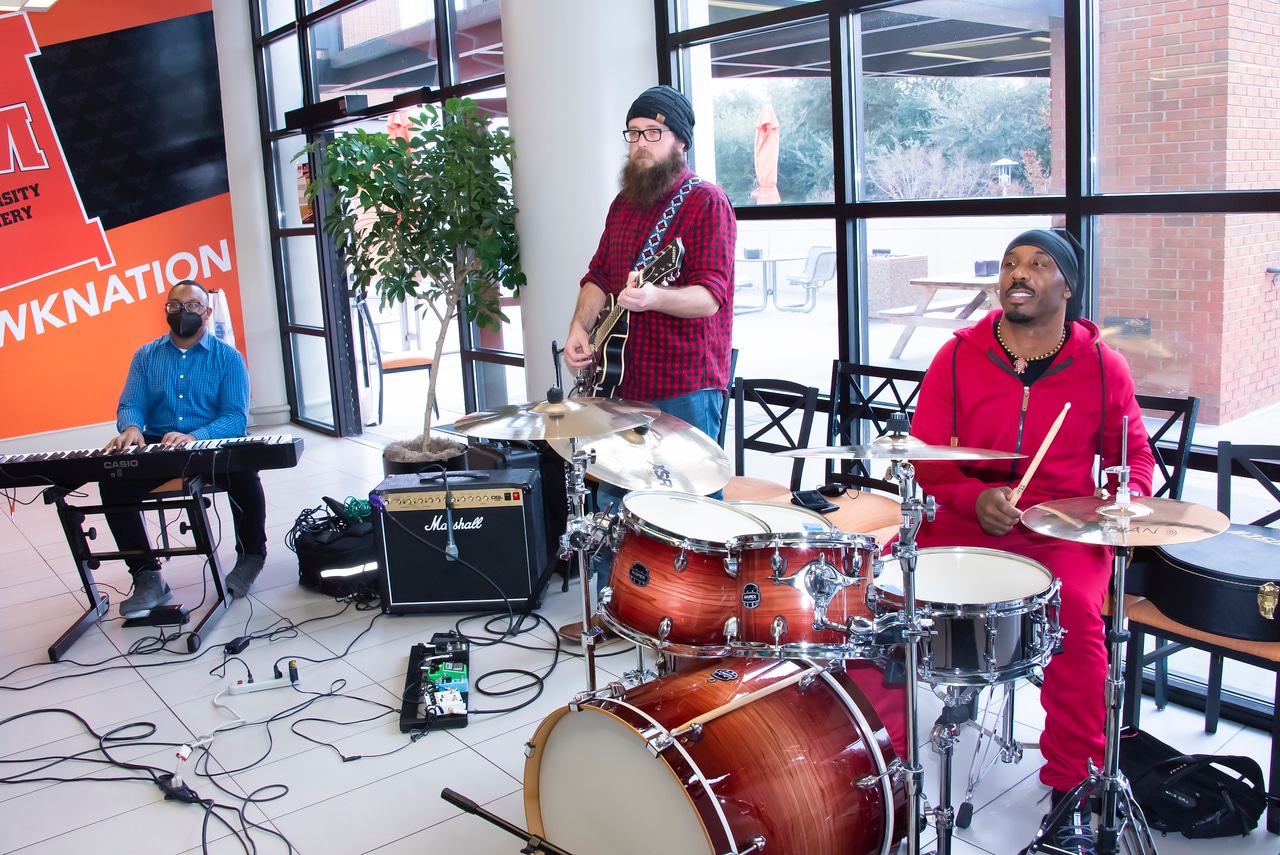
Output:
[992, 157, 1017, 196]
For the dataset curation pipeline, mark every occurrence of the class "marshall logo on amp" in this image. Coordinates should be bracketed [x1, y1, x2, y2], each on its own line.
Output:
[372, 470, 549, 615]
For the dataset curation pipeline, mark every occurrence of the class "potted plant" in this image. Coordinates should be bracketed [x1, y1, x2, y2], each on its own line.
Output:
[305, 96, 525, 471]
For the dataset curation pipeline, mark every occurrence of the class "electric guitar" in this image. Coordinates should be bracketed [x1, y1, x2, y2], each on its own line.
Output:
[575, 238, 685, 398]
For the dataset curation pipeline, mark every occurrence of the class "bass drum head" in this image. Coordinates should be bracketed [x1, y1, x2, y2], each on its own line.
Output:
[621, 490, 767, 549]
[526, 706, 713, 855]
[728, 499, 834, 534]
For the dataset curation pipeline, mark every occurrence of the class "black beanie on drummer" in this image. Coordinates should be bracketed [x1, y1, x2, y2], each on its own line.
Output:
[626, 85, 695, 149]
[1004, 228, 1085, 321]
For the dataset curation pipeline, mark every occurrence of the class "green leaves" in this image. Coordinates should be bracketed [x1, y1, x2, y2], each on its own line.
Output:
[300, 97, 524, 443]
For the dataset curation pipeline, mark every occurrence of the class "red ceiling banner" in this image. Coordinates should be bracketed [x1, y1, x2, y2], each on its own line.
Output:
[0, 13, 113, 295]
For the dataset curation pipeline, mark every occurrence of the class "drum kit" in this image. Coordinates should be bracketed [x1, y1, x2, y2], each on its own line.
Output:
[444, 395, 1230, 855]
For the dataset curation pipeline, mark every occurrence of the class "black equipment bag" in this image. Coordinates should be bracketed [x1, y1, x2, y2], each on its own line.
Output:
[290, 499, 379, 597]
[1119, 727, 1266, 838]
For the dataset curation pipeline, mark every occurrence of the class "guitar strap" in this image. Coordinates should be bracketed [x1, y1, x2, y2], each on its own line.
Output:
[633, 175, 701, 271]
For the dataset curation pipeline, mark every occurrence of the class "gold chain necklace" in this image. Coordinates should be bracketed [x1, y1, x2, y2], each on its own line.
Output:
[996, 320, 1067, 375]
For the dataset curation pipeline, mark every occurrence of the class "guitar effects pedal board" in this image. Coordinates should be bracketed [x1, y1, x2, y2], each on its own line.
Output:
[400, 632, 470, 732]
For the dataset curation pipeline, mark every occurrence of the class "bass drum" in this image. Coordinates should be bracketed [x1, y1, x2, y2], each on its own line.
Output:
[524, 657, 907, 855]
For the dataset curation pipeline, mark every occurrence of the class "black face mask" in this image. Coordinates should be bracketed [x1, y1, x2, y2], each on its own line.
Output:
[167, 310, 204, 338]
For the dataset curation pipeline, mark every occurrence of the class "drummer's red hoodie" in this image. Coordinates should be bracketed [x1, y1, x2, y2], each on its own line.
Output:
[903, 312, 1154, 792]
[911, 312, 1154, 518]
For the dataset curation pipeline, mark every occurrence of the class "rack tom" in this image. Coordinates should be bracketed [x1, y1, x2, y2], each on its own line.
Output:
[600, 491, 768, 656]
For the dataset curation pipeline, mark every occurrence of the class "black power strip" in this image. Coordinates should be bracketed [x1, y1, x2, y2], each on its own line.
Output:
[399, 632, 470, 732]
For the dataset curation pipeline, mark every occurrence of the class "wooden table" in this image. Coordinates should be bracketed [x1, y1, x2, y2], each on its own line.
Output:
[877, 275, 1000, 358]
[765, 489, 903, 548]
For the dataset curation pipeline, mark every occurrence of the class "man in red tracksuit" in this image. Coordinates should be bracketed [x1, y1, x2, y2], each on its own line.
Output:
[909, 229, 1153, 852]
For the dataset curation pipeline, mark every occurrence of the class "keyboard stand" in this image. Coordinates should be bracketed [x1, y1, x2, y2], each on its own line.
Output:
[47, 476, 231, 661]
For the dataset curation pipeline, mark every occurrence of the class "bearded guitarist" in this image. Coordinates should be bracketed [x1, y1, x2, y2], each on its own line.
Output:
[563, 85, 736, 439]
[559, 85, 736, 641]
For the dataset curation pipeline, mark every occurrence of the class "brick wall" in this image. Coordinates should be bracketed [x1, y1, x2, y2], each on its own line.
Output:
[1096, 0, 1280, 425]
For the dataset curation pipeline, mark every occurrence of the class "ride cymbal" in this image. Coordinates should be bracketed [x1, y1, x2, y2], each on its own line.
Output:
[453, 396, 658, 441]
[777, 435, 1026, 462]
[1021, 496, 1229, 547]
[547, 413, 731, 494]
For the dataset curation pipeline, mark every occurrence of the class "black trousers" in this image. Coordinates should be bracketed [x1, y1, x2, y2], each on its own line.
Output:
[100, 469, 267, 575]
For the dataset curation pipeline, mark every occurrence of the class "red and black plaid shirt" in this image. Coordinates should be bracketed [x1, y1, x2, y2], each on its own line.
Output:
[582, 168, 736, 401]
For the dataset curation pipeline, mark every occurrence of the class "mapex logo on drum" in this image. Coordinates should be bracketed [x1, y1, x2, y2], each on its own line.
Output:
[423, 515, 485, 532]
[742, 583, 761, 610]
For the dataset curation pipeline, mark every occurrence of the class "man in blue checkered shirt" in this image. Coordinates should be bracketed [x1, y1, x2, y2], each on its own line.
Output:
[102, 279, 268, 617]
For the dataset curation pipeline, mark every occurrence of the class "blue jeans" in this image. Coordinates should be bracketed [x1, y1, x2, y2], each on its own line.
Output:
[593, 389, 726, 588]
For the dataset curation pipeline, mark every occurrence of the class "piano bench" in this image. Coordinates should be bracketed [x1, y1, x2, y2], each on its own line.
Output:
[147, 477, 224, 552]
[1124, 597, 1280, 834]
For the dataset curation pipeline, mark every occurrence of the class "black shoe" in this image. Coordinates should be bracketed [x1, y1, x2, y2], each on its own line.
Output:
[1045, 789, 1095, 855]
[120, 569, 173, 619]
[225, 553, 266, 598]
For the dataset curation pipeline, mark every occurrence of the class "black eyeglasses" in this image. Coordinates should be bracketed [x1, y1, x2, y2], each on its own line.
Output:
[165, 300, 207, 314]
[622, 128, 674, 143]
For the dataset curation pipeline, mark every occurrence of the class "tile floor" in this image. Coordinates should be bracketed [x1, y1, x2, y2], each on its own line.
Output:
[0, 428, 1275, 854]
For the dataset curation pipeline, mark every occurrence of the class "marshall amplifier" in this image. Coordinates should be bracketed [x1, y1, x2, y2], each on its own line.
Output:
[371, 469, 549, 614]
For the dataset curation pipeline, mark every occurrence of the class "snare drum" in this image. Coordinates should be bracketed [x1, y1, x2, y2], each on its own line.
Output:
[870, 547, 1060, 685]
[600, 491, 768, 656]
[524, 657, 907, 855]
[728, 500, 834, 534]
[729, 531, 881, 658]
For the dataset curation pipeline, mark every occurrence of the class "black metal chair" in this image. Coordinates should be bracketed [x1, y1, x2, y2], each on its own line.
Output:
[1135, 393, 1200, 500]
[721, 377, 819, 501]
[825, 361, 926, 495]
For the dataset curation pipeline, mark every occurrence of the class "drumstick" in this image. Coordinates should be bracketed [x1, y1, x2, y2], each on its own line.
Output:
[1009, 402, 1071, 506]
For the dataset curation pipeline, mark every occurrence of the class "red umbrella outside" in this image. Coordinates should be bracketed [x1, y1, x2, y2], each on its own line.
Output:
[750, 102, 781, 204]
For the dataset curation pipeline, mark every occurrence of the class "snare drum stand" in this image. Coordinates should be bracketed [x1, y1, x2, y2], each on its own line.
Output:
[887, 458, 936, 855]
[1022, 461, 1158, 855]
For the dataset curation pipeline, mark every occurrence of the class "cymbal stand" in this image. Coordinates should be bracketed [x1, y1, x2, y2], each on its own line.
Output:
[559, 437, 606, 691]
[1023, 442, 1159, 855]
[887, 457, 936, 855]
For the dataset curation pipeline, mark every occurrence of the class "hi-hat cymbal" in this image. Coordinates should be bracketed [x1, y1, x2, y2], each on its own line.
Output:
[1021, 496, 1229, 547]
[777, 435, 1026, 462]
[546, 413, 731, 494]
[453, 396, 658, 441]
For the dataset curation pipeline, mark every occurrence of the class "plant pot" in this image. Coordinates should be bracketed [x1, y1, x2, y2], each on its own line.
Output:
[381, 435, 469, 477]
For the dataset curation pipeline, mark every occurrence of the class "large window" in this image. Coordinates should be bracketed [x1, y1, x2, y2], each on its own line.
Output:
[252, 0, 512, 436]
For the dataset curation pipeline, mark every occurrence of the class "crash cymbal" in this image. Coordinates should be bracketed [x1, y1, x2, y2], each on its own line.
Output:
[1021, 496, 1229, 547]
[547, 413, 731, 494]
[453, 396, 658, 441]
[777, 435, 1026, 462]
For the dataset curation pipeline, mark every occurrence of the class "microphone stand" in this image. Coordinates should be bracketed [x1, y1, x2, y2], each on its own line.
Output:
[441, 788, 578, 855]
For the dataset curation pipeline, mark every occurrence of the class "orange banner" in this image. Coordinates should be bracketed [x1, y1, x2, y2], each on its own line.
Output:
[0, 194, 244, 439]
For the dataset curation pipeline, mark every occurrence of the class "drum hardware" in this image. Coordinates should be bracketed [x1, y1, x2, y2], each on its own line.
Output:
[956, 681, 1027, 829]
[1019, 426, 1230, 855]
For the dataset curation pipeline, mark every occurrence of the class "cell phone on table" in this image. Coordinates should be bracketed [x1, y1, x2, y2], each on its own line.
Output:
[792, 489, 838, 514]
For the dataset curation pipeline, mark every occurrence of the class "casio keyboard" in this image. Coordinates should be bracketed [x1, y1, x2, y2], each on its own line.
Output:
[0, 434, 304, 661]
[0, 434, 303, 490]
